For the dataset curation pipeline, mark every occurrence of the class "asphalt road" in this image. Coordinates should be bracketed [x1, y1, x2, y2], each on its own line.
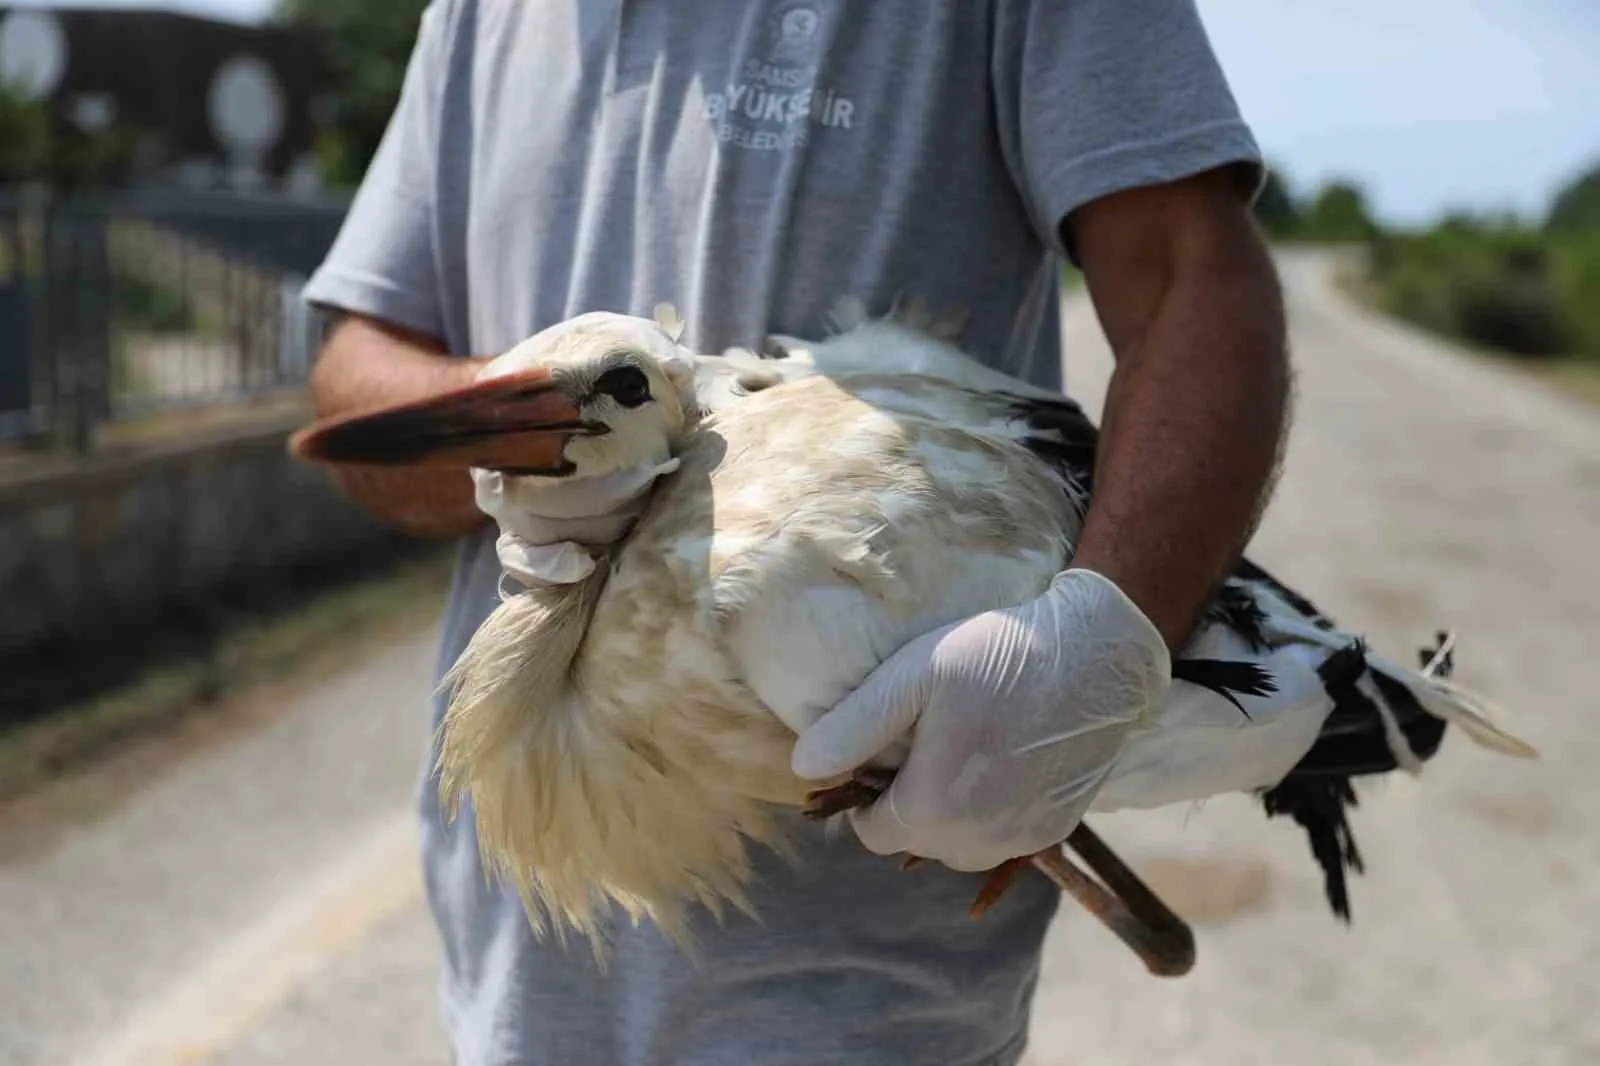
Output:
[4, 249, 1596, 1066]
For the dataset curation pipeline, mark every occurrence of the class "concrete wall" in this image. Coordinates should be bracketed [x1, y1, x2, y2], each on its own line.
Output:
[0, 412, 427, 717]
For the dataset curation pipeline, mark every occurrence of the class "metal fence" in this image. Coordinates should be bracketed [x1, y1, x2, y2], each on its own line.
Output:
[0, 187, 349, 451]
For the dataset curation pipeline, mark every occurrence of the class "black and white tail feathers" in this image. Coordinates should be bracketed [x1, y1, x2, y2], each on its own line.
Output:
[1208, 565, 1533, 922]
[1006, 392, 1535, 923]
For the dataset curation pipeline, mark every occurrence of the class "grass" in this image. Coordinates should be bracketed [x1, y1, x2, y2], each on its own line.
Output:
[0, 549, 454, 810]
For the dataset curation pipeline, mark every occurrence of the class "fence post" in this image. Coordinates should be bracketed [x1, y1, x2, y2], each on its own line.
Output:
[43, 201, 114, 453]
[276, 275, 316, 381]
[2, 190, 349, 452]
[0, 201, 31, 441]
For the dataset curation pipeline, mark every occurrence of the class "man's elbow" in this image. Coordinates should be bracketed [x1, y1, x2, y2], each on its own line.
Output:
[308, 315, 382, 416]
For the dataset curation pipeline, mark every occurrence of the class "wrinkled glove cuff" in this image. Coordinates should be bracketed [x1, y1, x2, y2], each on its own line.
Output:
[476, 456, 682, 590]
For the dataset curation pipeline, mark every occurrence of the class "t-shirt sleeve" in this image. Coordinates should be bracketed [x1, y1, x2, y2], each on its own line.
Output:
[992, 0, 1266, 262]
[300, 0, 456, 341]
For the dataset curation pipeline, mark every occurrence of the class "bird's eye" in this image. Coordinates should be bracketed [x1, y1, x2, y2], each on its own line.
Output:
[592, 365, 652, 408]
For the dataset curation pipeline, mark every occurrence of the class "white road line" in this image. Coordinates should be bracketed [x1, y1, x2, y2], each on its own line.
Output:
[69, 814, 425, 1066]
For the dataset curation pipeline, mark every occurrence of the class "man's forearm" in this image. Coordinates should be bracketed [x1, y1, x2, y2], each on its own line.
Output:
[1071, 213, 1290, 650]
[308, 313, 493, 538]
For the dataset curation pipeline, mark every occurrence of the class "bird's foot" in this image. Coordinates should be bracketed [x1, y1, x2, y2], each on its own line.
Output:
[803, 768, 1196, 978]
[803, 769, 1039, 916]
[967, 857, 1029, 917]
[801, 767, 895, 819]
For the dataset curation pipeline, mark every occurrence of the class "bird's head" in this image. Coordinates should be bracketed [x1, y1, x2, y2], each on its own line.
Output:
[290, 310, 697, 481]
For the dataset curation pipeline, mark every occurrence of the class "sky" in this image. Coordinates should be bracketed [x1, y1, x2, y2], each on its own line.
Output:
[7, 0, 1597, 227]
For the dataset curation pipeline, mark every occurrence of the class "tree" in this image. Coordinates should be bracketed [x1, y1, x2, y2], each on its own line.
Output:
[0, 84, 139, 190]
[0, 86, 51, 184]
[275, 0, 430, 186]
[1252, 164, 1301, 238]
[1303, 180, 1377, 242]
[1546, 162, 1600, 233]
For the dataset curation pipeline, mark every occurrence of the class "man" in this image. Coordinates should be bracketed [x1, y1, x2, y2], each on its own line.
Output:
[301, 1, 1289, 1062]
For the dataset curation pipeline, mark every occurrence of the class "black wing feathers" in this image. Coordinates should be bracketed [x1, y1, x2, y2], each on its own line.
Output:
[1007, 390, 1455, 925]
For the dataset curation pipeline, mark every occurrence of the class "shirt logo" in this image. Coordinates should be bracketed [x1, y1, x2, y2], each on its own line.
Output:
[771, 5, 820, 63]
[704, 2, 855, 153]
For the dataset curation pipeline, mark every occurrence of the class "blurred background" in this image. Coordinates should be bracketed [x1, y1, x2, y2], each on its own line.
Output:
[0, 3, 1595, 1066]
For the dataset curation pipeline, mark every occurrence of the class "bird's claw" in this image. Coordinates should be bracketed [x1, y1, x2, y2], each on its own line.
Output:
[802, 767, 1196, 978]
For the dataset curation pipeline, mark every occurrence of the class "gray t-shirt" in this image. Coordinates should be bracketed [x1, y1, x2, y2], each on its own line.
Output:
[302, 2, 1261, 1062]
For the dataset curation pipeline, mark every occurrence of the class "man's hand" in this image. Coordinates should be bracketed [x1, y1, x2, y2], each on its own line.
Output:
[792, 569, 1170, 871]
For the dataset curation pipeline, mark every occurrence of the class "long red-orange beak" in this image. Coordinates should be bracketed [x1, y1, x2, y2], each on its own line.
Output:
[288, 367, 603, 476]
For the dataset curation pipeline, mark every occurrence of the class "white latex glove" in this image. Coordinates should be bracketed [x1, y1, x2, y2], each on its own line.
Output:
[473, 457, 680, 590]
[790, 568, 1172, 872]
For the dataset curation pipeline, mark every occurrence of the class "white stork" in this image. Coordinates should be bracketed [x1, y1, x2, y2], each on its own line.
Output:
[290, 300, 1535, 973]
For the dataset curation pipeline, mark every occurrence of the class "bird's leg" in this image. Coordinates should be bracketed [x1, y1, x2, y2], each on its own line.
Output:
[803, 774, 931, 872]
[967, 857, 1029, 917]
[1057, 825, 1195, 976]
[803, 768, 1196, 978]
[801, 766, 896, 818]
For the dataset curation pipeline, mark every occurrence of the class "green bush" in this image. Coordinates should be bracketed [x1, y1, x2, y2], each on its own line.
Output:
[0, 87, 51, 182]
[1547, 162, 1600, 234]
[0, 84, 139, 189]
[276, 0, 430, 186]
[1553, 234, 1600, 356]
[1448, 272, 1572, 358]
[113, 275, 196, 333]
[1367, 221, 1600, 363]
